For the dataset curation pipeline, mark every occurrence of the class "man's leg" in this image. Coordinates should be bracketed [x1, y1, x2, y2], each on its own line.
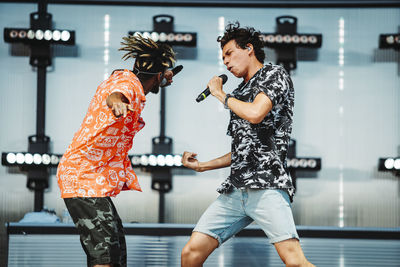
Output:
[108, 198, 127, 267]
[181, 232, 219, 267]
[64, 197, 124, 267]
[182, 188, 253, 267]
[246, 189, 314, 266]
[274, 238, 315, 267]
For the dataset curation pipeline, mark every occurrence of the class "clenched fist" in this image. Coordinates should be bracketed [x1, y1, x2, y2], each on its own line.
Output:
[181, 151, 201, 172]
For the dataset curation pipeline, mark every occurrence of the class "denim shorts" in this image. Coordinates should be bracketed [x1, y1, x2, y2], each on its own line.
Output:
[193, 187, 299, 245]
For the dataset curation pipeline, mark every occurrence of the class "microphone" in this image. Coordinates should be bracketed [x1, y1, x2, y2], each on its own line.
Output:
[196, 74, 228, 103]
[171, 65, 183, 76]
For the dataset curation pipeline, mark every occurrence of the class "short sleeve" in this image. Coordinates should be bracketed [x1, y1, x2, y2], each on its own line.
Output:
[254, 66, 292, 106]
[109, 79, 135, 103]
[108, 71, 146, 113]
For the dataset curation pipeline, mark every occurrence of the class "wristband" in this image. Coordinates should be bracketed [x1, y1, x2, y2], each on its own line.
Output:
[224, 93, 233, 109]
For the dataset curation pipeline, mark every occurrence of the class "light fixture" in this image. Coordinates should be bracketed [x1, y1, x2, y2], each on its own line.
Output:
[156, 155, 166, 166]
[379, 34, 400, 49]
[287, 157, 321, 170]
[2, 152, 62, 167]
[128, 31, 196, 47]
[4, 28, 75, 45]
[261, 33, 322, 48]
[261, 16, 323, 72]
[379, 157, 400, 172]
[129, 154, 185, 168]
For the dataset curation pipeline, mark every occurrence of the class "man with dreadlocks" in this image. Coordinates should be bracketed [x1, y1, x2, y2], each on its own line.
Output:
[181, 22, 315, 266]
[56, 34, 176, 267]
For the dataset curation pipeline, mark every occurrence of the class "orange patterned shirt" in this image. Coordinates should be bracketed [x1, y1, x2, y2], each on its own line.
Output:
[57, 70, 146, 198]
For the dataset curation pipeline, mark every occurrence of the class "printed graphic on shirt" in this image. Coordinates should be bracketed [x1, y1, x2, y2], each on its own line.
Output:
[57, 70, 146, 198]
[217, 64, 295, 200]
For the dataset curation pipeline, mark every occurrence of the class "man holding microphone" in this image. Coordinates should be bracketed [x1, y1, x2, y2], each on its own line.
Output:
[181, 22, 314, 267]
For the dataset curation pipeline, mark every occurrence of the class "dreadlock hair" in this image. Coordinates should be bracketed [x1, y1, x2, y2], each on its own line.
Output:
[119, 34, 176, 81]
[217, 22, 265, 63]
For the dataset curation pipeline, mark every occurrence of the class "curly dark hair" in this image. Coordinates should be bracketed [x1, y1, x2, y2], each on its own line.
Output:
[119, 33, 176, 80]
[217, 22, 265, 63]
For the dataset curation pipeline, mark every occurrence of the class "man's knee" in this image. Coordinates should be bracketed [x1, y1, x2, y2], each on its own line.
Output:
[284, 258, 302, 267]
[284, 254, 311, 267]
[181, 243, 204, 264]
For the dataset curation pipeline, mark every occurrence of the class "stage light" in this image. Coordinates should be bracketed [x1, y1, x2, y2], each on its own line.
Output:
[291, 35, 300, 43]
[283, 35, 291, 43]
[307, 159, 317, 169]
[2, 152, 62, 167]
[394, 159, 400, 170]
[149, 154, 157, 166]
[165, 154, 174, 166]
[142, 31, 151, 39]
[25, 153, 33, 164]
[308, 35, 318, 44]
[174, 155, 182, 166]
[300, 35, 308, 44]
[159, 32, 167, 42]
[128, 154, 185, 168]
[379, 34, 400, 49]
[167, 33, 175, 42]
[51, 155, 59, 165]
[183, 33, 192, 42]
[27, 30, 35, 39]
[16, 153, 25, 164]
[384, 158, 395, 169]
[52, 30, 61, 41]
[260, 33, 322, 48]
[6, 153, 16, 164]
[42, 154, 51, 165]
[33, 153, 42, 164]
[260, 16, 322, 72]
[61, 30, 70, 41]
[140, 155, 149, 166]
[175, 33, 183, 42]
[157, 155, 166, 166]
[35, 30, 44, 40]
[131, 155, 141, 165]
[128, 31, 197, 47]
[265, 34, 275, 43]
[18, 30, 27, 38]
[378, 157, 400, 173]
[287, 157, 321, 170]
[44, 30, 52, 41]
[151, 32, 159, 42]
[4, 28, 75, 45]
[9, 30, 18, 38]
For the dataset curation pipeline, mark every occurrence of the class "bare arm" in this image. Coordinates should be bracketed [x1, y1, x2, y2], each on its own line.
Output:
[106, 92, 132, 117]
[208, 76, 272, 124]
[181, 151, 231, 172]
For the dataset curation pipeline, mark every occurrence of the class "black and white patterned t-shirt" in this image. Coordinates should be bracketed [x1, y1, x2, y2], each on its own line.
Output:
[217, 64, 295, 201]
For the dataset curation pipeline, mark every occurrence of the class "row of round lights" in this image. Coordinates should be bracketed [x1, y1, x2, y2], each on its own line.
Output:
[385, 35, 400, 45]
[131, 154, 182, 167]
[5, 152, 60, 165]
[384, 158, 400, 170]
[261, 34, 318, 44]
[8, 29, 71, 42]
[287, 158, 318, 169]
[133, 32, 193, 43]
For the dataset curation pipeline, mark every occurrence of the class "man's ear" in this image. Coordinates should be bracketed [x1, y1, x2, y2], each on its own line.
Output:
[158, 72, 163, 82]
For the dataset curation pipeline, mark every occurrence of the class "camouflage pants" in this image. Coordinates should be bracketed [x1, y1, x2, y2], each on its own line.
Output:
[64, 197, 127, 267]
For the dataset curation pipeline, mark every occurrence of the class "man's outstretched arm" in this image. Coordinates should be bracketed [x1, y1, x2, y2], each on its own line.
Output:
[181, 152, 231, 172]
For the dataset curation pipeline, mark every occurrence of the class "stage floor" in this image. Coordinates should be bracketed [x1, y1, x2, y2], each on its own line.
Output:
[7, 223, 400, 267]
